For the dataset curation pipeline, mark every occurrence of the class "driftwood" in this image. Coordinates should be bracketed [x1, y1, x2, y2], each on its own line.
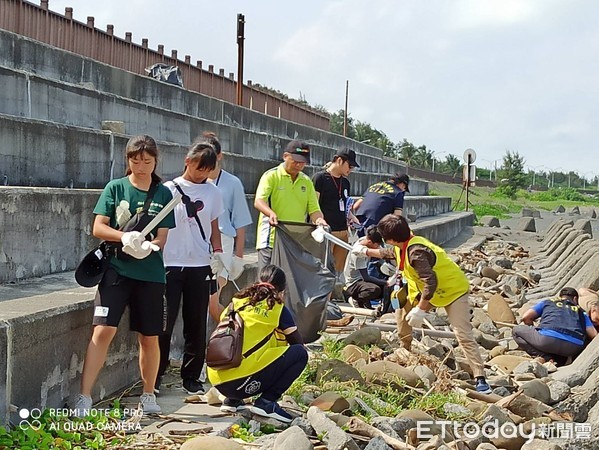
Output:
[362, 321, 456, 339]
[347, 416, 416, 450]
[339, 305, 378, 317]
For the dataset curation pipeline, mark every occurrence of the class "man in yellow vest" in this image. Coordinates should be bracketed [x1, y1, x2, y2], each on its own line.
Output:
[355, 214, 492, 394]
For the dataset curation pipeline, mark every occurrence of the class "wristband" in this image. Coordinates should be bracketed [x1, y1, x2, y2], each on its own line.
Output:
[212, 248, 223, 253]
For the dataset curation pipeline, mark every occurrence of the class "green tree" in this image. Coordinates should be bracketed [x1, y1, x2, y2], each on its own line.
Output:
[329, 109, 356, 139]
[496, 150, 526, 198]
[444, 154, 462, 177]
[398, 139, 418, 166]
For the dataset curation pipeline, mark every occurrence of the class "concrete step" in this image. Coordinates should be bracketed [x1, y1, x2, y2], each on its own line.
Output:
[403, 196, 452, 218]
[410, 211, 476, 246]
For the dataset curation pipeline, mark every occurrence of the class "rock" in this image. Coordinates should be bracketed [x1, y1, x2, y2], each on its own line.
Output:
[487, 355, 530, 373]
[203, 386, 224, 405]
[517, 218, 536, 232]
[299, 392, 317, 406]
[490, 435, 526, 450]
[273, 426, 313, 450]
[481, 216, 501, 227]
[495, 391, 552, 420]
[253, 433, 278, 449]
[363, 361, 423, 387]
[551, 325, 599, 386]
[315, 359, 365, 385]
[341, 344, 368, 364]
[513, 361, 549, 378]
[488, 346, 506, 359]
[554, 205, 565, 213]
[181, 436, 244, 450]
[413, 365, 436, 386]
[547, 380, 570, 404]
[592, 209, 597, 219]
[481, 266, 500, 281]
[306, 406, 360, 450]
[491, 257, 513, 270]
[290, 417, 315, 436]
[521, 207, 534, 217]
[371, 421, 400, 440]
[363, 436, 393, 450]
[574, 218, 593, 236]
[487, 375, 513, 387]
[477, 404, 513, 426]
[370, 417, 415, 439]
[520, 379, 551, 405]
[569, 206, 581, 215]
[472, 309, 494, 328]
[443, 403, 471, 417]
[310, 392, 350, 413]
[478, 321, 501, 336]
[493, 386, 512, 397]
[521, 440, 564, 450]
[473, 329, 500, 350]
[343, 327, 382, 347]
[476, 444, 499, 450]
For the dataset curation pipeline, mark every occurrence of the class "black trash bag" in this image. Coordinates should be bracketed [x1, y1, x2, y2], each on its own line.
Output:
[272, 222, 335, 343]
[145, 63, 183, 87]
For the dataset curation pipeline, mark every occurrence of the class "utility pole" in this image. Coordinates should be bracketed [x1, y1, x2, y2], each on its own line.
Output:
[236, 13, 245, 106]
[343, 80, 349, 137]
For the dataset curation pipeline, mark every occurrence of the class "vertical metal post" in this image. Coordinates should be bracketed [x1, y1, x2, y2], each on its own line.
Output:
[343, 80, 349, 136]
[465, 155, 472, 211]
[236, 14, 245, 106]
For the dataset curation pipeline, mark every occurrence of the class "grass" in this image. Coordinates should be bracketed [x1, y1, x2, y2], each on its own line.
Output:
[429, 181, 599, 221]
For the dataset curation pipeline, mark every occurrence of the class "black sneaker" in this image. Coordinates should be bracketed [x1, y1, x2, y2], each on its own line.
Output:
[475, 378, 492, 394]
[250, 397, 292, 423]
[220, 397, 248, 413]
[182, 379, 205, 395]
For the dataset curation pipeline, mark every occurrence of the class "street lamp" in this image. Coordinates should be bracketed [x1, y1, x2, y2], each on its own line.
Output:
[482, 159, 501, 181]
[528, 165, 547, 189]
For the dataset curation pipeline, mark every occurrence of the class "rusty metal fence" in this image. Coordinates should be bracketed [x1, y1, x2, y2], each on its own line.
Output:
[0, 0, 330, 130]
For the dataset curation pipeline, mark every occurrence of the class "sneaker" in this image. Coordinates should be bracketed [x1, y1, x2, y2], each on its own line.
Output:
[475, 378, 492, 394]
[250, 397, 292, 423]
[154, 376, 162, 395]
[139, 392, 162, 415]
[199, 364, 207, 383]
[347, 297, 359, 309]
[220, 397, 249, 413]
[73, 394, 93, 418]
[182, 378, 205, 395]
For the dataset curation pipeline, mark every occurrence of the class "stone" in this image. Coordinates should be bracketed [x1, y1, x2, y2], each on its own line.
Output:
[363, 361, 423, 387]
[518, 217, 536, 232]
[307, 406, 360, 450]
[492, 386, 511, 397]
[370, 417, 415, 439]
[528, 269, 542, 283]
[547, 380, 570, 404]
[290, 417, 315, 436]
[481, 266, 500, 281]
[472, 309, 494, 328]
[273, 426, 313, 450]
[478, 321, 500, 336]
[481, 216, 500, 227]
[487, 375, 513, 387]
[343, 327, 382, 347]
[569, 206, 581, 215]
[341, 344, 368, 364]
[554, 205, 565, 213]
[477, 404, 513, 426]
[443, 403, 471, 417]
[181, 436, 244, 450]
[473, 329, 500, 350]
[488, 346, 506, 359]
[413, 365, 436, 386]
[315, 359, 365, 385]
[491, 257, 513, 270]
[513, 361, 549, 378]
[310, 392, 350, 413]
[519, 379, 551, 405]
[490, 435, 526, 450]
[521, 440, 564, 450]
[574, 218, 593, 236]
[495, 391, 552, 420]
[371, 421, 400, 440]
[363, 436, 393, 450]
[521, 207, 534, 217]
[475, 444, 499, 450]
[487, 355, 530, 373]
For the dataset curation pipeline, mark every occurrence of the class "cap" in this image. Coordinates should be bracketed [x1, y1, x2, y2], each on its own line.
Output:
[75, 244, 110, 287]
[334, 149, 360, 168]
[285, 140, 311, 164]
[391, 173, 410, 192]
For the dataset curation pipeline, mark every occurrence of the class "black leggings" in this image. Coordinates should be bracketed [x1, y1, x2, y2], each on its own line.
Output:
[216, 344, 308, 402]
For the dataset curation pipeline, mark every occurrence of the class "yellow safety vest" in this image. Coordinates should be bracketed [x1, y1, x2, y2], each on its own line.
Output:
[207, 296, 289, 385]
[394, 236, 469, 307]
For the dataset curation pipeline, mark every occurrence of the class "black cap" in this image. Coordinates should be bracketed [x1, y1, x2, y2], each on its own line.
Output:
[334, 149, 360, 168]
[75, 244, 110, 287]
[285, 140, 310, 164]
[390, 173, 410, 192]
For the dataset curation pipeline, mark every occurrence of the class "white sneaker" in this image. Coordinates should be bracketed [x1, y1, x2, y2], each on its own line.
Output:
[73, 394, 93, 418]
[140, 392, 161, 415]
[348, 297, 359, 309]
[199, 363, 207, 383]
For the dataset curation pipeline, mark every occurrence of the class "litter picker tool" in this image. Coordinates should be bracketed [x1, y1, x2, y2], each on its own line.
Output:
[311, 226, 353, 251]
[138, 194, 182, 238]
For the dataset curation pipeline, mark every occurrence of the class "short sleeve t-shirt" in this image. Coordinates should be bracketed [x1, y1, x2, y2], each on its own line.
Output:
[312, 170, 351, 232]
[255, 164, 321, 250]
[343, 240, 369, 287]
[163, 177, 224, 267]
[357, 181, 405, 226]
[212, 170, 253, 238]
[93, 177, 175, 283]
[532, 300, 593, 345]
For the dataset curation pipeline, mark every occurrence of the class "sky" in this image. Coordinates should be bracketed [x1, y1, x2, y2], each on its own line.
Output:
[42, 0, 599, 177]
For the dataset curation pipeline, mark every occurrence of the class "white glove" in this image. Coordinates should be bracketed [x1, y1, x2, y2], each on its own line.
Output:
[380, 262, 396, 277]
[122, 239, 160, 259]
[229, 256, 245, 280]
[210, 252, 225, 275]
[405, 307, 428, 328]
[387, 272, 399, 287]
[351, 243, 368, 256]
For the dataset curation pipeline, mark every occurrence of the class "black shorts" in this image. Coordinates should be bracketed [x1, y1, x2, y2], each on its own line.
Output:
[92, 268, 167, 336]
